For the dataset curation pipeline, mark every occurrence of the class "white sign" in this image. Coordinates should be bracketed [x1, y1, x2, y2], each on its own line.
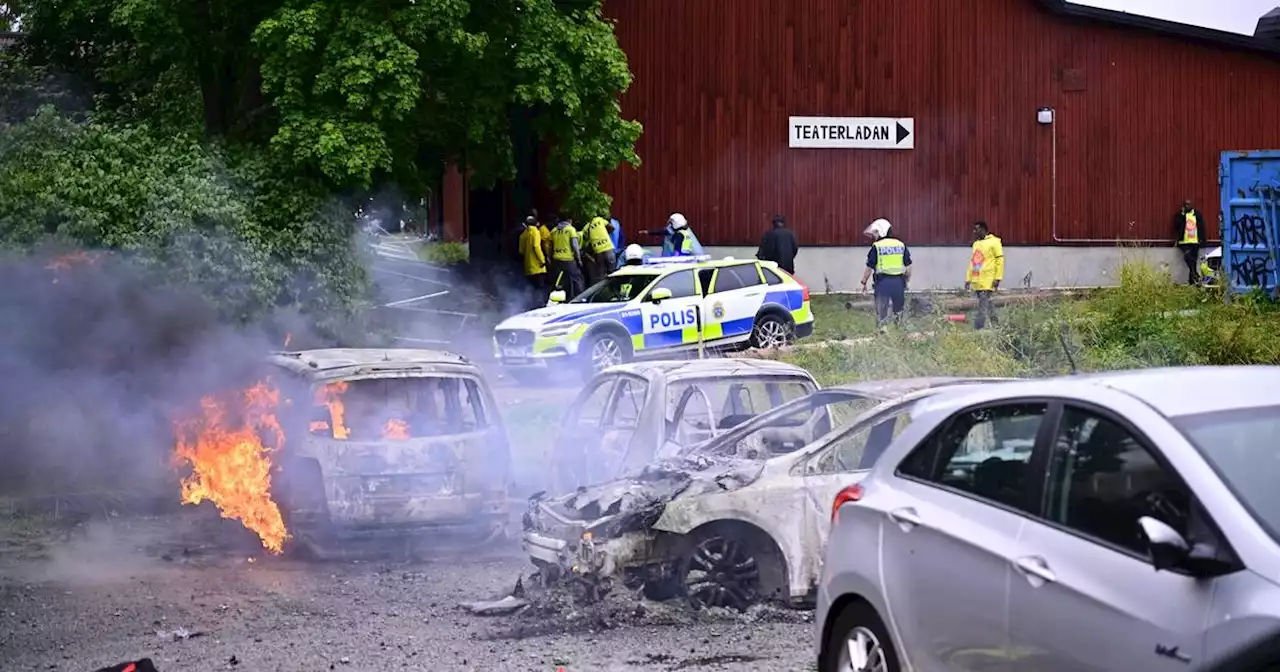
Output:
[789, 116, 914, 150]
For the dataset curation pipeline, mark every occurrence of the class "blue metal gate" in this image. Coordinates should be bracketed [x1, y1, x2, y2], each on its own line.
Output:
[1219, 151, 1280, 297]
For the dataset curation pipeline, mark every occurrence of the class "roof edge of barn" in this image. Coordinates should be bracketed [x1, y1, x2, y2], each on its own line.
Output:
[1032, 0, 1280, 57]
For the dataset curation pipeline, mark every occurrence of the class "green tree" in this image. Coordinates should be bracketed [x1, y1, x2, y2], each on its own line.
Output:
[0, 106, 368, 328]
[14, 0, 642, 217]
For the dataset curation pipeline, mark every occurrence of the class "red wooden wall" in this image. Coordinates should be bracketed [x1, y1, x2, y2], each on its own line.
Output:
[598, 0, 1280, 246]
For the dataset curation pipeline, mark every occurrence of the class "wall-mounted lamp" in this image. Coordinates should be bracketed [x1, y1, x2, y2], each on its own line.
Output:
[1037, 107, 1055, 125]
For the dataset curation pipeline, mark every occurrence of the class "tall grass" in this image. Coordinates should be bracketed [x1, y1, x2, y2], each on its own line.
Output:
[773, 261, 1280, 385]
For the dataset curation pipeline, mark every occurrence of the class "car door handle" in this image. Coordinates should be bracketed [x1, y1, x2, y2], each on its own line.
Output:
[1013, 556, 1057, 584]
[887, 507, 922, 527]
[743, 290, 764, 297]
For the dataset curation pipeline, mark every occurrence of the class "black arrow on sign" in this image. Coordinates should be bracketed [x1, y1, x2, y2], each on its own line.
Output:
[896, 122, 910, 144]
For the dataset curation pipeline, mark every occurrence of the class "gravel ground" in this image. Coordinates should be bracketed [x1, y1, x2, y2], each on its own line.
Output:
[0, 512, 818, 672]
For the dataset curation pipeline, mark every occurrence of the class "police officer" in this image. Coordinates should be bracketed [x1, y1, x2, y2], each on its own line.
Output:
[858, 218, 912, 329]
[640, 212, 704, 257]
[582, 216, 617, 286]
[621, 243, 646, 266]
[548, 214, 585, 298]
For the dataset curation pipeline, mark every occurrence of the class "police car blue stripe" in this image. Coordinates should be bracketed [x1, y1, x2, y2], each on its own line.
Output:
[644, 329, 686, 349]
[764, 289, 804, 311]
[721, 316, 756, 337]
[545, 305, 620, 324]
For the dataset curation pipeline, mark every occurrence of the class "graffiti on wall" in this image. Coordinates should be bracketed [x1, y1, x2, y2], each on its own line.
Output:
[1229, 213, 1271, 287]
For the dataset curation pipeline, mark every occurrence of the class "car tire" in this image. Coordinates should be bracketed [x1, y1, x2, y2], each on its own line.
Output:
[820, 600, 902, 672]
[580, 331, 629, 379]
[749, 313, 794, 349]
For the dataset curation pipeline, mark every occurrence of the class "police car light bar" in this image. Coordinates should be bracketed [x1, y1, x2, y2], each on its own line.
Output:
[642, 255, 713, 265]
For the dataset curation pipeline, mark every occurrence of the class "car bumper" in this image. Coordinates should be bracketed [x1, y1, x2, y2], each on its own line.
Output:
[796, 321, 814, 339]
[495, 339, 583, 368]
[523, 528, 652, 581]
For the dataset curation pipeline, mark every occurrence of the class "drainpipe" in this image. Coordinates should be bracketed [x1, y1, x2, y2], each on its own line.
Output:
[1039, 106, 1173, 244]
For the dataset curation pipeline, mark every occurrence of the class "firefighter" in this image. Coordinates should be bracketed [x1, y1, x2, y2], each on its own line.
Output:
[640, 212, 704, 256]
[965, 220, 1005, 330]
[582, 216, 617, 286]
[622, 243, 646, 266]
[1174, 199, 1205, 285]
[548, 214, 585, 298]
[858, 218, 911, 329]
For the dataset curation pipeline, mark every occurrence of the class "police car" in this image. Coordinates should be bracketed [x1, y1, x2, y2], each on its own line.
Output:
[493, 255, 814, 380]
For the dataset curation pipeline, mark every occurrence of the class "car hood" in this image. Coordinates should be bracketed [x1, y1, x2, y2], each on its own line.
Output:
[532, 454, 765, 536]
[495, 303, 631, 331]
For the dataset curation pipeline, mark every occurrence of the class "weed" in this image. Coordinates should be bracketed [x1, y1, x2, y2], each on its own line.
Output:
[417, 241, 469, 266]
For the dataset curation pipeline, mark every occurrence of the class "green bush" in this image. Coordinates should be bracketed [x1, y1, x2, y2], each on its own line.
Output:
[417, 242, 469, 266]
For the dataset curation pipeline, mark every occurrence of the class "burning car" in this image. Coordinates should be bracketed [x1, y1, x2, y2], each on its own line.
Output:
[523, 377, 1012, 609]
[547, 358, 820, 492]
[266, 349, 511, 557]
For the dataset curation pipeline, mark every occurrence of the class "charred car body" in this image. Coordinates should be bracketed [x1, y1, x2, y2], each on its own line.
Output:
[548, 359, 820, 493]
[524, 377, 1011, 609]
[268, 349, 511, 556]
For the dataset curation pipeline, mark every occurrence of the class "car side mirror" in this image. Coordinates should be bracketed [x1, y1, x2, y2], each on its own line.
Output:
[648, 287, 673, 303]
[548, 290, 566, 304]
[1139, 516, 1191, 572]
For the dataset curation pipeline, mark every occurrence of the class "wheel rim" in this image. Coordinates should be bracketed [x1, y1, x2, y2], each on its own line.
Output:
[682, 536, 760, 610]
[755, 319, 789, 348]
[591, 337, 623, 370]
[839, 626, 889, 672]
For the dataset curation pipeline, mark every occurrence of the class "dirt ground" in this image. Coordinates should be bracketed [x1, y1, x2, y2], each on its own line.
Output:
[0, 512, 816, 672]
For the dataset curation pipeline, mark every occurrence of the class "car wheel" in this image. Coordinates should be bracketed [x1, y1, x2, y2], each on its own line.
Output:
[821, 601, 901, 672]
[749, 313, 793, 349]
[581, 331, 628, 378]
[678, 533, 763, 611]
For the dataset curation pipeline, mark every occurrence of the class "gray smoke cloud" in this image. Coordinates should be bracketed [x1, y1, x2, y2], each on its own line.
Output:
[0, 240, 319, 504]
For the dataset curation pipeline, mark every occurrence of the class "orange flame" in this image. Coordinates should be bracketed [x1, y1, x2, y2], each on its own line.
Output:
[383, 418, 410, 440]
[315, 381, 350, 440]
[172, 380, 289, 554]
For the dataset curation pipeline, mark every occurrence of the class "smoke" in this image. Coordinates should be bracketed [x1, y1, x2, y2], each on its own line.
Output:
[0, 240, 315, 502]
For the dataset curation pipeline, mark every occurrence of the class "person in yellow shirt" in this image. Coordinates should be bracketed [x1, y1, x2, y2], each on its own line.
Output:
[548, 214, 585, 297]
[582, 216, 617, 287]
[517, 216, 547, 307]
[964, 220, 1004, 330]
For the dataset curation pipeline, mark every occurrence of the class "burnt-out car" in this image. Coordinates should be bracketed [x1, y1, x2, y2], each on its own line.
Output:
[548, 358, 820, 492]
[524, 377, 1013, 609]
[268, 349, 510, 556]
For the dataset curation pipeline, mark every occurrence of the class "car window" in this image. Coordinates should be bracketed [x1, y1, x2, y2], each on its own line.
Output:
[898, 403, 1048, 512]
[674, 385, 717, 445]
[762, 267, 786, 285]
[607, 377, 648, 429]
[308, 376, 486, 440]
[1045, 406, 1192, 554]
[574, 378, 616, 427]
[712, 264, 762, 293]
[570, 273, 658, 303]
[649, 270, 698, 299]
[812, 407, 915, 474]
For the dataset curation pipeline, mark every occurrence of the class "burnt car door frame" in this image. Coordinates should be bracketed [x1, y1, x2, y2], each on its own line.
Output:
[554, 372, 652, 489]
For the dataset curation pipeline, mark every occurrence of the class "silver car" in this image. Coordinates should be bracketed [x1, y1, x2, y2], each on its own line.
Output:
[816, 366, 1280, 672]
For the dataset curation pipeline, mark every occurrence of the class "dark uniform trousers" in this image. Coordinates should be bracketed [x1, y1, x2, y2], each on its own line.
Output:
[874, 274, 906, 325]
[551, 259, 585, 298]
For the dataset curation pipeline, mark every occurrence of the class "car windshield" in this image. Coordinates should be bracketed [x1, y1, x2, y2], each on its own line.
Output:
[569, 273, 659, 303]
[1173, 405, 1280, 540]
[304, 376, 487, 441]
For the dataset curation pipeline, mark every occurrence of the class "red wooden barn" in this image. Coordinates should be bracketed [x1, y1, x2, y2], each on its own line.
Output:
[594, 0, 1280, 247]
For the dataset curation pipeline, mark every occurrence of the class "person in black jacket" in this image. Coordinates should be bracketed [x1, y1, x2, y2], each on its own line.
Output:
[1173, 200, 1206, 285]
[756, 214, 798, 274]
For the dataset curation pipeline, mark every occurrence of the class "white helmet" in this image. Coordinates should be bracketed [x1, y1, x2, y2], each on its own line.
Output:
[623, 243, 645, 263]
[864, 218, 892, 239]
[667, 212, 689, 230]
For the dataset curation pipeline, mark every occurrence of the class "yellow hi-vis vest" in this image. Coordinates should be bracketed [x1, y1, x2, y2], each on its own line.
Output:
[873, 238, 907, 275]
[585, 217, 614, 254]
[1181, 211, 1199, 244]
[550, 225, 579, 261]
